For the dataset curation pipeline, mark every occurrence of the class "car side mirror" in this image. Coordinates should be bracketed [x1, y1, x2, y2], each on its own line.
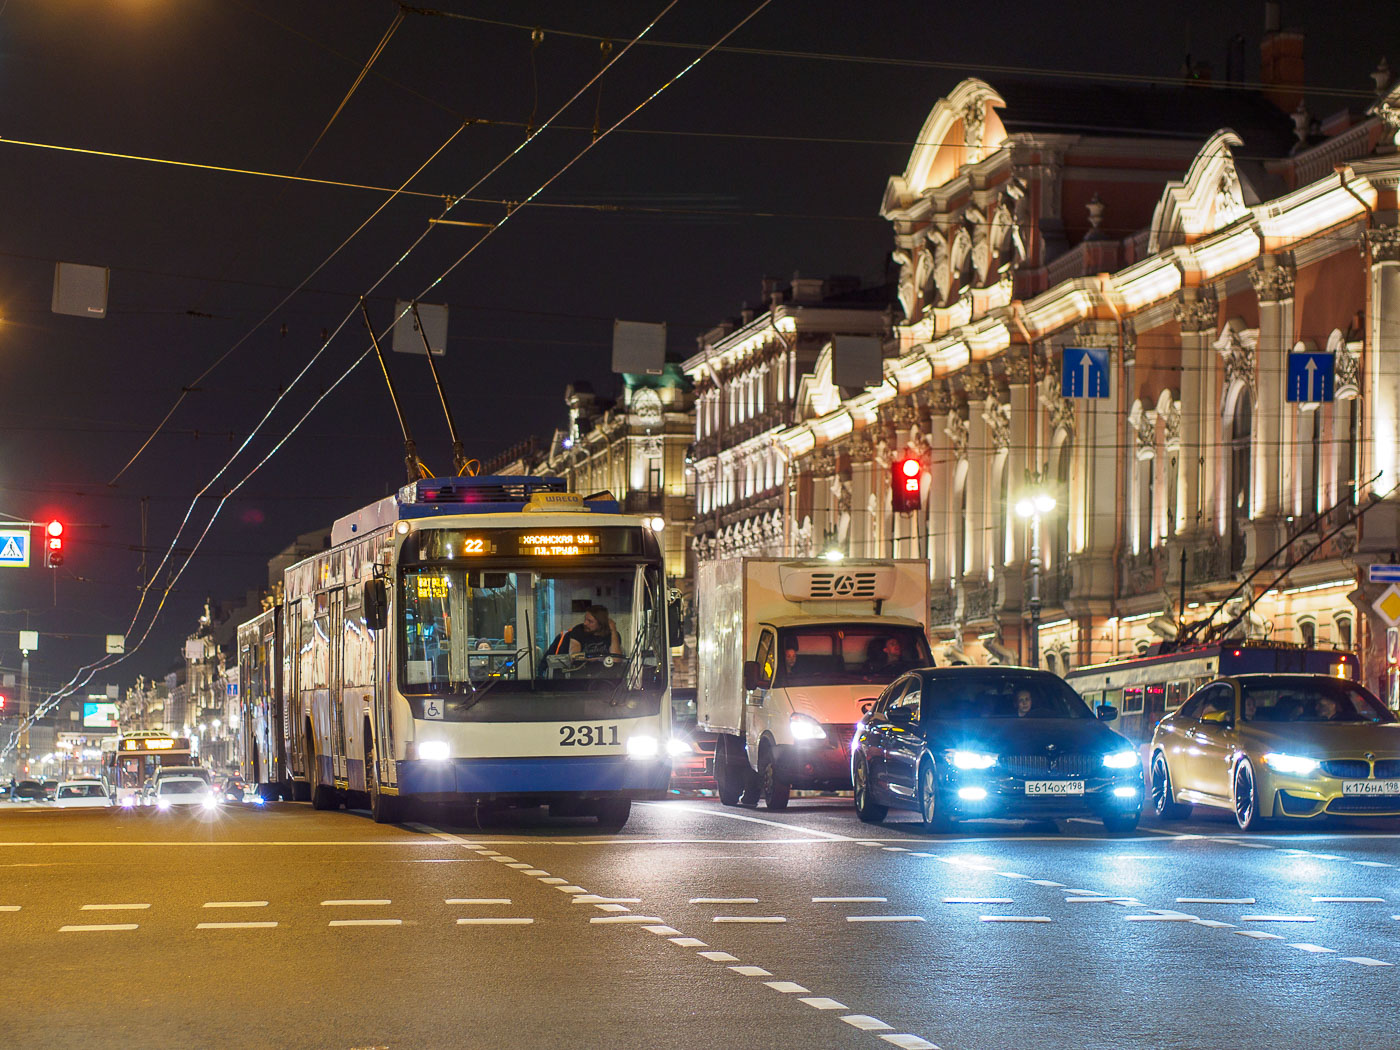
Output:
[743, 661, 765, 691]
[1200, 710, 1231, 725]
[364, 579, 388, 631]
[1095, 704, 1118, 722]
[887, 706, 915, 726]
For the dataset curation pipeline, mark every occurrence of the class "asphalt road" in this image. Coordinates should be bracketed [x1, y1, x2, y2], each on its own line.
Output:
[3, 798, 1398, 1050]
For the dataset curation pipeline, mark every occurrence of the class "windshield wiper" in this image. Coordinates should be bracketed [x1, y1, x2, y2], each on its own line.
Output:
[458, 647, 531, 713]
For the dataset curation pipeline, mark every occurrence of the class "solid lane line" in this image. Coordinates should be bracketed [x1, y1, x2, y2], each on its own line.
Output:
[203, 901, 269, 908]
[197, 922, 278, 930]
[641, 801, 853, 841]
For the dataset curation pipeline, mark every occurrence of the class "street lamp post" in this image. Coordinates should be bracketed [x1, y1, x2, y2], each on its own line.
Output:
[1015, 492, 1056, 669]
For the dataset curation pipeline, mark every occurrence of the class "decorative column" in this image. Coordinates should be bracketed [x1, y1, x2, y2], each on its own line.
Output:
[1173, 289, 1219, 537]
[847, 433, 877, 559]
[926, 382, 956, 589]
[961, 369, 992, 580]
[1247, 256, 1296, 570]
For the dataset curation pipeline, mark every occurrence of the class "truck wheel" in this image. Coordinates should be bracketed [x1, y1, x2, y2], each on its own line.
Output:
[715, 736, 744, 806]
[759, 744, 790, 811]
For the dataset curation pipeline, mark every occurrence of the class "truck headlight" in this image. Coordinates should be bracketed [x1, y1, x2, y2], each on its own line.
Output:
[418, 740, 451, 762]
[666, 737, 693, 757]
[626, 735, 659, 759]
[789, 714, 827, 741]
[950, 750, 997, 770]
[1101, 750, 1139, 770]
[1262, 752, 1319, 775]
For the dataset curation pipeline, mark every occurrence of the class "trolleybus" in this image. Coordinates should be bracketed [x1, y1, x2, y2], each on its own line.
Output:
[237, 604, 290, 802]
[240, 475, 676, 828]
[1065, 641, 1358, 744]
[100, 731, 194, 806]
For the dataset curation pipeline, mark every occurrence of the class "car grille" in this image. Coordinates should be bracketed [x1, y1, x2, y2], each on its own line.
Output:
[1320, 759, 1370, 779]
[1327, 795, 1400, 815]
[1374, 759, 1400, 778]
[1001, 754, 1095, 778]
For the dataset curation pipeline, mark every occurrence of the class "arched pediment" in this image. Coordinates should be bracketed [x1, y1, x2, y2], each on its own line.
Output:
[797, 345, 842, 420]
[1148, 130, 1256, 252]
[882, 78, 1007, 217]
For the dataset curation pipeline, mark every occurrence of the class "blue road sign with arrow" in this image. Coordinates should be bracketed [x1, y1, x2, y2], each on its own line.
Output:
[1286, 352, 1334, 403]
[1061, 347, 1109, 399]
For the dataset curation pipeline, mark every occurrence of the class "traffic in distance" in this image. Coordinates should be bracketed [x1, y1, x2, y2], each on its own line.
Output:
[11, 478, 1398, 837]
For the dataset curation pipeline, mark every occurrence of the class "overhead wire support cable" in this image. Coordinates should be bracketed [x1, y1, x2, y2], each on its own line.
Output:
[361, 298, 430, 484]
[410, 302, 469, 476]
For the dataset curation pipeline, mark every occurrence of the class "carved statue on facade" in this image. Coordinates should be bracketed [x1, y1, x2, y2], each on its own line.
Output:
[1128, 401, 1156, 461]
[1173, 290, 1218, 334]
[1213, 321, 1259, 397]
[1160, 398, 1183, 452]
[925, 228, 951, 305]
[962, 98, 985, 152]
[892, 248, 916, 320]
[1037, 372, 1076, 436]
[944, 410, 969, 460]
[981, 395, 1012, 452]
[1248, 261, 1295, 303]
[1328, 328, 1362, 399]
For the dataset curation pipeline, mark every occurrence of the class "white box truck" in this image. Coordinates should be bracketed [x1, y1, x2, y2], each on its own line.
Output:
[696, 558, 931, 809]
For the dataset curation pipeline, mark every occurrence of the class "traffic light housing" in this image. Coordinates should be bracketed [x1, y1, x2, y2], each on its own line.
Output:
[44, 519, 64, 568]
[891, 455, 923, 513]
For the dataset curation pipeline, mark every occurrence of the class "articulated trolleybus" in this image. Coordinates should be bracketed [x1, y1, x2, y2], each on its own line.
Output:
[239, 476, 676, 829]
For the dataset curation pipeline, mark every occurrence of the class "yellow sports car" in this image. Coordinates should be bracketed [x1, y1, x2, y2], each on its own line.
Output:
[1150, 674, 1400, 830]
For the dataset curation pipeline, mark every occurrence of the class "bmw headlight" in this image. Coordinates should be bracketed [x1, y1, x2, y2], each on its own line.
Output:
[789, 714, 828, 741]
[417, 740, 451, 762]
[1101, 750, 1140, 770]
[1262, 752, 1320, 776]
[950, 750, 997, 770]
[626, 734, 659, 759]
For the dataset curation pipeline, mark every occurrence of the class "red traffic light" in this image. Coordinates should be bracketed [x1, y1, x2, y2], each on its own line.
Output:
[44, 519, 64, 568]
[890, 456, 923, 513]
[45, 519, 64, 539]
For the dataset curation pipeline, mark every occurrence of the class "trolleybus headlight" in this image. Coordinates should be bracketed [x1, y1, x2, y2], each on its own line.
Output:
[1263, 752, 1320, 775]
[418, 740, 451, 762]
[626, 735, 660, 759]
[203, 794, 219, 811]
[950, 750, 997, 770]
[789, 714, 828, 741]
[666, 737, 693, 757]
[1101, 750, 1140, 770]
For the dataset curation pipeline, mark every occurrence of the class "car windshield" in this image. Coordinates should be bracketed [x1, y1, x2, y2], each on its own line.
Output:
[58, 784, 105, 798]
[159, 780, 205, 795]
[773, 625, 932, 687]
[1240, 678, 1396, 724]
[923, 674, 1094, 720]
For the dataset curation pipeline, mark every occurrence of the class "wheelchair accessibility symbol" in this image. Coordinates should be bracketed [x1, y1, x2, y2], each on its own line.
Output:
[425, 700, 443, 720]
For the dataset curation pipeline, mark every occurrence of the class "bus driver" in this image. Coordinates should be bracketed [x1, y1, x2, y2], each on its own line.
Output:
[567, 605, 622, 660]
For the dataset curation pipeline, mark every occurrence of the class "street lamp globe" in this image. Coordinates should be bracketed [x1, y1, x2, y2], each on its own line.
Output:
[1034, 493, 1056, 515]
[1015, 498, 1035, 519]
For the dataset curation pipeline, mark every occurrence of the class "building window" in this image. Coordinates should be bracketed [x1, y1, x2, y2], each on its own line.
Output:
[1335, 614, 1353, 650]
[1298, 618, 1317, 648]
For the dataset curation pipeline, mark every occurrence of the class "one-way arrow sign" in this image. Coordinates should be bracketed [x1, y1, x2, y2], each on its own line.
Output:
[1061, 347, 1109, 399]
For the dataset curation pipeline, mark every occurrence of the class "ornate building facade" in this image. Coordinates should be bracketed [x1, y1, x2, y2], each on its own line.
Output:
[689, 65, 1400, 699]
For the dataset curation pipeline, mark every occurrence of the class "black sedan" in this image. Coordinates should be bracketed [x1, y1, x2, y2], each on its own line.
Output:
[852, 666, 1144, 832]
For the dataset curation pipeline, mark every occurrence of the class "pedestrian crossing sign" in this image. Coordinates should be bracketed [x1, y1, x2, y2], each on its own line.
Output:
[0, 530, 29, 568]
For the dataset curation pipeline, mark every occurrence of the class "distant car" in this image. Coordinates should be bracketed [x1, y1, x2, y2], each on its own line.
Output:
[218, 778, 246, 802]
[851, 666, 1144, 833]
[152, 776, 219, 810]
[1150, 673, 1400, 830]
[52, 781, 113, 809]
[8, 780, 47, 803]
[668, 688, 717, 794]
[40, 781, 58, 801]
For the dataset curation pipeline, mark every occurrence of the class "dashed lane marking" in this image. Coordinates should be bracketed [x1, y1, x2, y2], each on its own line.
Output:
[690, 897, 758, 904]
[1235, 931, 1284, 940]
[0, 906, 19, 912]
[537, 878, 568, 885]
[699, 951, 740, 963]
[488, 856, 517, 863]
[883, 847, 909, 852]
[590, 915, 665, 924]
[1191, 919, 1236, 929]
[814, 897, 887, 903]
[1312, 897, 1386, 903]
[846, 916, 925, 923]
[1178, 898, 1255, 905]
[81, 903, 149, 910]
[1029, 880, 1064, 887]
[572, 895, 641, 904]
[1067, 897, 1136, 904]
[594, 904, 630, 913]
[197, 922, 278, 930]
[328, 919, 402, 927]
[763, 981, 810, 993]
[1126, 913, 1199, 922]
[321, 899, 391, 907]
[456, 918, 534, 925]
[643, 802, 853, 841]
[980, 916, 1051, 923]
[506, 863, 532, 869]
[522, 869, 550, 876]
[1241, 915, 1316, 922]
[1343, 957, 1394, 966]
[881, 1036, 939, 1050]
[203, 901, 269, 908]
[60, 924, 138, 932]
[713, 916, 785, 923]
[1288, 943, 1337, 954]
[729, 965, 772, 977]
[445, 898, 512, 905]
[798, 997, 848, 1011]
[554, 885, 587, 893]
[642, 925, 683, 936]
[1355, 861, 1393, 867]
[998, 872, 1028, 879]
[670, 937, 708, 947]
[944, 898, 1012, 904]
[842, 1016, 894, 1031]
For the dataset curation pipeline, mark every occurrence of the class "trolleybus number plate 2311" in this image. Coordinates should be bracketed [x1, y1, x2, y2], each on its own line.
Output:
[559, 724, 621, 747]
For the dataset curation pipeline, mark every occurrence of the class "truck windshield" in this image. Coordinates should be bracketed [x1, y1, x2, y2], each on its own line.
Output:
[773, 625, 931, 687]
[400, 565, 667, 695]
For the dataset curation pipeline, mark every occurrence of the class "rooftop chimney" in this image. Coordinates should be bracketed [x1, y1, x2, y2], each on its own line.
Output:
[1260, 2, 1304, 114]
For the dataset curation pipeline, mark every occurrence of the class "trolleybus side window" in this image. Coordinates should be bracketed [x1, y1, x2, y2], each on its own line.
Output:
[1121, 687, 1144, 716]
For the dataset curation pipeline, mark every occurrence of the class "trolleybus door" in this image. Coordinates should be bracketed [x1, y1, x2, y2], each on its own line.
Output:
[330, 587, 348, 783]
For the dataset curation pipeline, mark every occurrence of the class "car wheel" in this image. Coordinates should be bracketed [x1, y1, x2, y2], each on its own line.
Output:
[1151, 752, 1191, 821]
[714, 736, 747, 807]
[852, 757, 887, 824]
[917, 758, 952, 834]
[758, 743, 790, 811]
[1233, 758, 1268, 831]
[1102, 810, 1140, 833]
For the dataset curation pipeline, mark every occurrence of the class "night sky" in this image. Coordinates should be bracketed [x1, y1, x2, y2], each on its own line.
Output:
[0, 0, 1389, 696]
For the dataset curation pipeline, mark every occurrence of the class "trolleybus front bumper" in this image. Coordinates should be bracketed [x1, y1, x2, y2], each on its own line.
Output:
[395, 754, 671, 802]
